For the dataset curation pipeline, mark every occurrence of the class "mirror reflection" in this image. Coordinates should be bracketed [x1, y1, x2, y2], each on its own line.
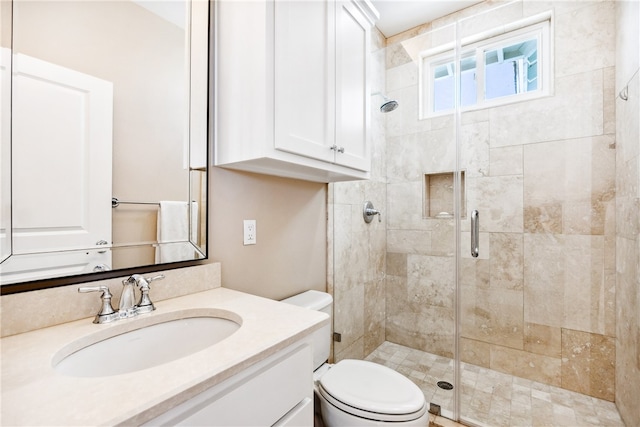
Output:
[0, 0, 209, 286]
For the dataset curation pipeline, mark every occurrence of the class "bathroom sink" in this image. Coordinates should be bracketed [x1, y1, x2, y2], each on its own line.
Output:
[53, 314, 241, 377]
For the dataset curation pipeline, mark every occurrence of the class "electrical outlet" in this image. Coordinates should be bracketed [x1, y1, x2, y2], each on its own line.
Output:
[243, 220, 256, 245]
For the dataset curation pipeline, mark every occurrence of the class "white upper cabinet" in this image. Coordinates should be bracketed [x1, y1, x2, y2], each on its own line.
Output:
[215, 0, 378, 183]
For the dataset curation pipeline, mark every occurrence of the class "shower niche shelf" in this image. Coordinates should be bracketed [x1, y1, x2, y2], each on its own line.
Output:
[423, 171, 465, 219]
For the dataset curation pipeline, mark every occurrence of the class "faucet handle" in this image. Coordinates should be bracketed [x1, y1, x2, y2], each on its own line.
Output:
[78, 286, 117, 324]
[136, 274, 164, 313]
[145, 274, 165, 284]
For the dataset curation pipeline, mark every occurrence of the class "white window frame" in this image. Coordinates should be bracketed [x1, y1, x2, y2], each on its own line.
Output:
[419, 14, 552, 118]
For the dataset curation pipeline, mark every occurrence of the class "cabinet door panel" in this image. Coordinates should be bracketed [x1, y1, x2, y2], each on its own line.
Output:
[335, 1, 370, 171]
[274, 0, 334, 163]
[12, 54, 113, 253]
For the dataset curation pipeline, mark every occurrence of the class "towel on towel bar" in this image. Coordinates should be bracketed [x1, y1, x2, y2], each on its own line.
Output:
[155, 201, 198, 263]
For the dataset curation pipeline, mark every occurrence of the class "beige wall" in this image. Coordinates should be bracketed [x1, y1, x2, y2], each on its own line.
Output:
[210, 168, 327, 301]
[614, 1, 640, 425]
[13, 1, 189, 267]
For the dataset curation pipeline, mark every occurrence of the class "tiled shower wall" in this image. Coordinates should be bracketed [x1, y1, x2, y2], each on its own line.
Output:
[614, 1, 640, 425]
[329, 27, 387, 362]
[384, 0, 618, 401]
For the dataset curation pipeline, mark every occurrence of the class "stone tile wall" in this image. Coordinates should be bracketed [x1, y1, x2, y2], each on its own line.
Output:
[384, 0, 619, 401]
[614, 1, 640, 425]
[329, 27, 388, 362]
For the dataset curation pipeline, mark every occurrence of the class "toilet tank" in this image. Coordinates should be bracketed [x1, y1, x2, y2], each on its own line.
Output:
[281, 290, 332, 370]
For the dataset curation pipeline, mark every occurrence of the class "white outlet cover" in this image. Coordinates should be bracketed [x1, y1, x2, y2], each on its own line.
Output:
[243, 219, 256, 245]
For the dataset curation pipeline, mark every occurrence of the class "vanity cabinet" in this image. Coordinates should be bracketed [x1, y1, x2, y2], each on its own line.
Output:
[215, 0, 378, 183]
[144, 342, 313, 426]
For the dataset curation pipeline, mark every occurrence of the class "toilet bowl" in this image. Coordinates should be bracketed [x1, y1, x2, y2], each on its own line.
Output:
[282, 291, 429, 426]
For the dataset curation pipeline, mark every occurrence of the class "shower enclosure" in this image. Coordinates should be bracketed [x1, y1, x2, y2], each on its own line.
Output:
[330, 0, 636, 426]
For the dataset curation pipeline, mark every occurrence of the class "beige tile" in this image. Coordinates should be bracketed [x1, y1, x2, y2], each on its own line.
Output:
[561, 329, 615, 401]
[490, 70, 604, 147]
[385, 84, 431, 138]
[367, 340, 624, 427]
[385, 40, 412, 69]
[386, 252, 407, 277]
[616, 74, 640, 165]
[430, 219, 455, 256]
[603, 67, 616, 135]
[554, 1, 616, 78]
[407, 254, 455, 310]
[524, 233, 566, 328]
[399, 31, 432, 64]
[615, 0, 640, 88]
[386, 307, 454, 359]
[460, 337, 491, 369]
[523, 135, 616, 236]
[333, 283, 364, 356]
[490, 345, 561, 387]
[387, 229, 433, 254]
[490, 146, 523, 176]
[365, 278, 386, 327]
[461, 285, 524, 350]
[460, 121, 490, 178]
[457, 0, 523, 39]
[524, 204, 563, 234]
[387, 61, 418, 92]
[594, 268, 616, 338]
[387, 181, 425, 228]
[489, 232, 524, 291]
[335, 335, 364, 362]
[524, 234, 611, 335]
[364, 319, 385, 358]
[459, 257, 490, 289]
[465, 175, 524, 233]
[524, 0, 604, 17]
[524, 322, 562, 358]
[387, 128, 456, 182]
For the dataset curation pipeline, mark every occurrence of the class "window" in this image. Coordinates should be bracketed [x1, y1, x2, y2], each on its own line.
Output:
[421, 19, 550, 117]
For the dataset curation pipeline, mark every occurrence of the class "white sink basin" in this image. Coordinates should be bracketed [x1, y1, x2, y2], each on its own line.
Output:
[53, 312, 241, 377]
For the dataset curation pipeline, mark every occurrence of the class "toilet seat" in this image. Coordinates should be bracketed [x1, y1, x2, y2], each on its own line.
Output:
[317, 359, 427, 422]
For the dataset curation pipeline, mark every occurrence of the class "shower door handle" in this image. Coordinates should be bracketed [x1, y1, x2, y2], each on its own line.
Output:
[470, 210, 479, 258]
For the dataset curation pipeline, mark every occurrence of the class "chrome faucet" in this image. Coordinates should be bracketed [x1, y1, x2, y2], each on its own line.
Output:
[125, 273, 163, 314]
[79, 273, 165, 324]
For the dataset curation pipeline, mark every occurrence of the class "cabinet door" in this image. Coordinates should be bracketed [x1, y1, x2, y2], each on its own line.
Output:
[12, 54, 113, 254]
[335, 0, 371, 172]
[274, 0, 335, 163]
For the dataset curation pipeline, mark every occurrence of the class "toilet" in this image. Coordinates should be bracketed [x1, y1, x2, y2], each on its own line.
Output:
[282, 290, 429, 426]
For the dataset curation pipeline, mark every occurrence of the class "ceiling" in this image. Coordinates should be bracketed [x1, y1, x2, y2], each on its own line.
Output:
[370, 0, 483, 38]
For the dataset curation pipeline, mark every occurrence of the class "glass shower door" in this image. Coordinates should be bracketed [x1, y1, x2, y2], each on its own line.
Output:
[381, 21, 461, 420]
[456, 1, 618, 426]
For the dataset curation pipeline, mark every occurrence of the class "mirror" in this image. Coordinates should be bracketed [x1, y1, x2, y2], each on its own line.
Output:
[0, 0, 209, 287]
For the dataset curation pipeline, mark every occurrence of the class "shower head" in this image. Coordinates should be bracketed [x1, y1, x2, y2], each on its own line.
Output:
[380, 98, 399, 113]
[371, 92, 399, 113]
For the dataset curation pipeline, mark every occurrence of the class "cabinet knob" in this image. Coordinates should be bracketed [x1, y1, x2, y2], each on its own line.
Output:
[330, 145, 345, 153]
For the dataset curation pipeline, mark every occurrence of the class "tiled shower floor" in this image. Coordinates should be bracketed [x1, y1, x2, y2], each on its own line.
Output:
[365, 342, 625, 427]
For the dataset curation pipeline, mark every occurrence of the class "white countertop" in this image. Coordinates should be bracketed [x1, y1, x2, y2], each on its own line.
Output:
[0, 287, 329, 426]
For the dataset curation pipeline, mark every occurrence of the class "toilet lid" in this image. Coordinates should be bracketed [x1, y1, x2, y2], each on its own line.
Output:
[318, 359, 425, 416]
